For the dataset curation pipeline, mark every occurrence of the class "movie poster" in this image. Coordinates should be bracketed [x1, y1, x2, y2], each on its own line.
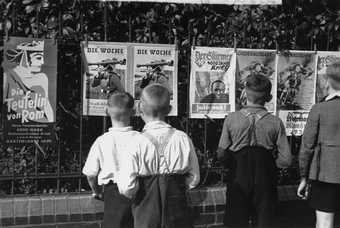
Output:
[236, 49, 277, 112]
[132, 44, 178, 116]
[189, 46, 236, 119]
[277, 51, 317, 136]
[316, 51, 340, 103]
[2, 37, 57, 145]
[82, 41, 128, 116]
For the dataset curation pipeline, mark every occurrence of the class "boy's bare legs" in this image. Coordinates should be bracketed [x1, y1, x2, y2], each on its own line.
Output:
[316, 210, 334, 228]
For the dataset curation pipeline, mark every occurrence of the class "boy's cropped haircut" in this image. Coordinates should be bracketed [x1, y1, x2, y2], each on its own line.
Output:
[326, 61, 340, 90]
[245, 74, 272, 104]
[141, 83, 170, 116]
[107, 91, 134, 111]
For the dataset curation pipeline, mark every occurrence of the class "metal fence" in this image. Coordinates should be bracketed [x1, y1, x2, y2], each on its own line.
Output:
[0, 1, 317, 196]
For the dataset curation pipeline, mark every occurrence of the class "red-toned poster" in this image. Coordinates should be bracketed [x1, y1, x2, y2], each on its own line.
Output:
[2, 37, 57, 145]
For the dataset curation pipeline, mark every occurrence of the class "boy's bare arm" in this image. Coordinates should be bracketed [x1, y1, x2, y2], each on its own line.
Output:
[186, 139, 200, 189]
[87, 175, 102, 198]
[276, 120, 292, 168]
[299, 105, 319, 179]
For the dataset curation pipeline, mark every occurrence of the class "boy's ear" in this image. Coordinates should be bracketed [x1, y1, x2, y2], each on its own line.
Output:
[265, 94, 273, 102]
[167, 105, 172, 115]
[131, 108, 136, 116]
[106, 107, 110, 116]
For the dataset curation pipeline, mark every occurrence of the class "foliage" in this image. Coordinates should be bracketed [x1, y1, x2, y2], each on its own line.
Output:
[0, 0, 340, 193]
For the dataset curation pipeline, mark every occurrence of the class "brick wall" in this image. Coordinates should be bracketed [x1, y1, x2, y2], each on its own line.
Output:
[0, 186, 227, 228]
[0, 185, 299, 228]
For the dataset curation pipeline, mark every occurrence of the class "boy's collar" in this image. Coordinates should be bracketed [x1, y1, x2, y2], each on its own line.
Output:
[108, 126, 133, 132]
[143, 120, 171, 131]
[325, 91, 340, 101]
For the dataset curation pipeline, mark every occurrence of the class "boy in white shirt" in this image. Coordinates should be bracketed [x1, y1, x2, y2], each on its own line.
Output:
[119, 84, 200, 228]
[82, 92, 137, 228]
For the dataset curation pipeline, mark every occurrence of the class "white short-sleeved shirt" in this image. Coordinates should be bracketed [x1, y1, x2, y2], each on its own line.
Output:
[82, 126, 140, 185]
[118, 121, 200, 198]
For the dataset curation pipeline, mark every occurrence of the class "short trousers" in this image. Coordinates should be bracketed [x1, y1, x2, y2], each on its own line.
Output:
[309, 180, 340, 213]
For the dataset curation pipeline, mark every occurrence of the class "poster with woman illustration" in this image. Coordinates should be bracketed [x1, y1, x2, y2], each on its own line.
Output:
[277, 51, 316, 136]
[316, 51, 340, 103]
[236, 49, 277, 112]
[2, 37, 57, 145]
[189, 46, 236, 119]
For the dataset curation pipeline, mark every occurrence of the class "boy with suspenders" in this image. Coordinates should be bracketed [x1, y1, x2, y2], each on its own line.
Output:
[217, 74, 292, 227]
[119, 84, 200, 228]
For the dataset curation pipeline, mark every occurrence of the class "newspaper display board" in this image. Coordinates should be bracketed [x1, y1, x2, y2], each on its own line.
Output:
[277, 51, 317, 136]
[2, 37, 57, 146]
[131, 44, 178, 116]
[316, 51, 340, 102]
[189, 46, 236, 119]
[236, 49, 277, 112]
[81, 41, 128, 116]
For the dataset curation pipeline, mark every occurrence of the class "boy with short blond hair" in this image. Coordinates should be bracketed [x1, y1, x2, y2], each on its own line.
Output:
[217, 74, 291, 227]
[119, 83, 200, 228]
[298, 61, 340, 228]
[82, 92, 137, 228]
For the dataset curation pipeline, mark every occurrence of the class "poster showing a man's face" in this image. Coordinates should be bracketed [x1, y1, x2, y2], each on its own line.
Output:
[211, 80, 226, 97]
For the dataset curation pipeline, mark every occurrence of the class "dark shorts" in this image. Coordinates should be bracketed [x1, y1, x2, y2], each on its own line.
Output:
[309, 180, 340, 213]
[103, 182, 133, 228]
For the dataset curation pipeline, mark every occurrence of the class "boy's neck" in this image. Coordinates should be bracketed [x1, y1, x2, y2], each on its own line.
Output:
[110, 119, 130, 128]
[142, 116, 166, 124]
[246, 101, 265, 107]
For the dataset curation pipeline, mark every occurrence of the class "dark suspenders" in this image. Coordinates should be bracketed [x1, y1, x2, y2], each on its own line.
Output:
[142, 128, 176, 173]
[240, 109, 270, 146]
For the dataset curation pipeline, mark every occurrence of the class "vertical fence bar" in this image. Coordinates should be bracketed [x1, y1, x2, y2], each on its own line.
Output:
[185, 21, 192, 134]
[327, 30, 330, 51]
[34, 1, 41, 192]
[6, 0, 15, 195]
[102, 1, 108, 133]
[78, 0, 84, 192]
[57, 0, 63, 193]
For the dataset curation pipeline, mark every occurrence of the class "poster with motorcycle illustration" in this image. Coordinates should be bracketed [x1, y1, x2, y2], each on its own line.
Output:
[2, 37, 57, 146]
[316, 51, 340, 103]
[81, 41, 127, 116]
[189, 46, 236, 119]
[132, 44, 178, 116]
[277, 51, 317, 136]
[236, 49, 277, 112]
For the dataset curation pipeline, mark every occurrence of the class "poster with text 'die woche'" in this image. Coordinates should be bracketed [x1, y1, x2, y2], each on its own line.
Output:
[81, 41, 128, 116]
[131, 44, 178, 116]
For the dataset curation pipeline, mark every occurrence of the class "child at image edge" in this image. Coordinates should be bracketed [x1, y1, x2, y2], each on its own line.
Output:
[119, 83, 200, 228]
[217, 74, 292, 228]
[82, 92, 137, 228]
[298, 61, 340, 228]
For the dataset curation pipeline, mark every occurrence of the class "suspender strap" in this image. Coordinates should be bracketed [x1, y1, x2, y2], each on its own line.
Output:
[240, 109, 270, 146]
[142, 128, 176, 173]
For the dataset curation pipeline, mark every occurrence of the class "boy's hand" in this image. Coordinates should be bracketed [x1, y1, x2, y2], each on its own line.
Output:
[297, 178, 308, 200]
[92, 192, 104, 201]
